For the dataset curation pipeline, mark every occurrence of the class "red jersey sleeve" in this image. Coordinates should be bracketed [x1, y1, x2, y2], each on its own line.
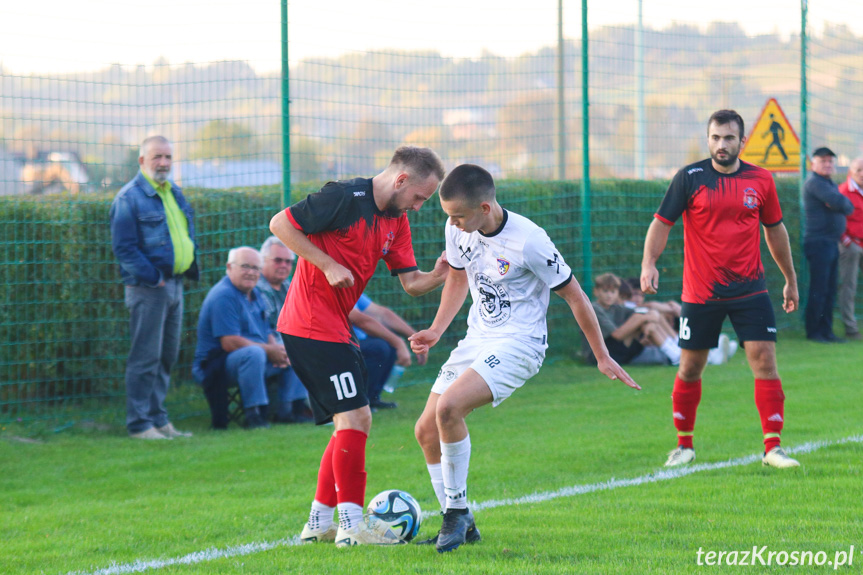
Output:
[758, 172, 783, 226]
[383, 216, 419, 275]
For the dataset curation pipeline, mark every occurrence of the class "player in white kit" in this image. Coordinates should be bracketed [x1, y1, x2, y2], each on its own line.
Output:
[409, 164, 640, 553]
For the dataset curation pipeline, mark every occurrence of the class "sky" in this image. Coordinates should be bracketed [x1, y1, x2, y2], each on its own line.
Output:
[0, 0, 857, 75]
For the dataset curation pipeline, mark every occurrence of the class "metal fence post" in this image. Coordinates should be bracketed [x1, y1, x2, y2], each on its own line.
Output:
[281, 0, 291, 207]
[581, 0, 592, 286]
[556, 0, 566, 181]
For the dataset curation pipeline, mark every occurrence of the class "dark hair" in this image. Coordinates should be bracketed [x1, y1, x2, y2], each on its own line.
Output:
[625, 277, 642, 292]
[618, 279, 633, 299]
[439, 164, 495, 205]
[390, 146, 445, 181]
[707, 110, 745, 138]
[594, 272, 622, 290]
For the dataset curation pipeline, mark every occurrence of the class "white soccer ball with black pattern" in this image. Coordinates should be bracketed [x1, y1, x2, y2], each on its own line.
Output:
[367, 489, 422, 542]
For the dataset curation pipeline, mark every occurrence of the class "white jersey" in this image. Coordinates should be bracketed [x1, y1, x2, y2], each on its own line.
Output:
[445, 209, 573, 344]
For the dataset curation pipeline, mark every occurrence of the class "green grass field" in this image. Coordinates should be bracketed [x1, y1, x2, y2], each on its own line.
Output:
[2, 334, 861, 575]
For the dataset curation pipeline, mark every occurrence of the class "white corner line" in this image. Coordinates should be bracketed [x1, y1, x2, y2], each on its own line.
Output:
[66, 434, 863, 575]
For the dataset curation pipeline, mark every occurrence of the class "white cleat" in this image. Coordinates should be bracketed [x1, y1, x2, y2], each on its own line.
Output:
[335, 515, 405, 547]
[664, 446, 696, 467]
[300, 522, 338, 543]
[762, 446, 800, 468]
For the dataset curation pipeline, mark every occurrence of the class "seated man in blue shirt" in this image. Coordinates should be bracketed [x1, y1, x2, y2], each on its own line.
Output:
[257, 236, 313, 424]
[193, 247, 292, 429]
[350, 293, 426, 409]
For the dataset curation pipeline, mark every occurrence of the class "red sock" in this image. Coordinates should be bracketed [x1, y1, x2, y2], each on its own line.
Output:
[332, 429, 368, 507]
[314, 433, 338, 507]
[672, 376, 701, 449]
[754, 379, 785, 452]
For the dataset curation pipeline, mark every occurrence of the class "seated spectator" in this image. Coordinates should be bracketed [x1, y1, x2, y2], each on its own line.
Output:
[618, 279, 636, 309]
[350, 293, 426, 410]
[584, 273, 733, 366]
[257, 236, 313, 424]
[193, 247, 295, 429]
[624, 276, 682, 330]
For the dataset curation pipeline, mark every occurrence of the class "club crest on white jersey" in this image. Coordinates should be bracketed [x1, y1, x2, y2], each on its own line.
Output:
[443, 209, 573, 343]
[496, 257, 510, 275]
[475, 273, 512, 327]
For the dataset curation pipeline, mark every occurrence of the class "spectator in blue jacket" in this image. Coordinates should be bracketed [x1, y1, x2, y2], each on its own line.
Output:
[803, 147, 855, 343]
[109, 135, 196, 440]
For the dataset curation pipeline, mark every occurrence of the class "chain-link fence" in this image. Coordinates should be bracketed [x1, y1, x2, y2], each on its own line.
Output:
[1, 1, 861, 423]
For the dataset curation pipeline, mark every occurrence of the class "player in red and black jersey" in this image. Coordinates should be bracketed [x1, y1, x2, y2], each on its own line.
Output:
[269, 146, 449, 546]
[641, 110, 801, 469]
[655, 157, 783, 304]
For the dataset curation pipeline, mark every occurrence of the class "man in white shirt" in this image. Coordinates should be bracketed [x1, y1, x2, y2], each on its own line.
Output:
[409, 164, 640, 552]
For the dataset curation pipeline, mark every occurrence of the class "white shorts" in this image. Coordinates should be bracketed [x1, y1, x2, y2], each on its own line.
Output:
[431, 336, 546, 407]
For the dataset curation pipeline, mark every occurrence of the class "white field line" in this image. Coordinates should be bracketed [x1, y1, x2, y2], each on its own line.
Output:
[66, 434, 863, 575]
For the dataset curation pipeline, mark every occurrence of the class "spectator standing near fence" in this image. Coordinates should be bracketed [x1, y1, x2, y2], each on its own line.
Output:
[838, 157, 863, 341]
[803, 147, 855, 343]
[109, 135, 196, 440]
[641, 110, 800, 469]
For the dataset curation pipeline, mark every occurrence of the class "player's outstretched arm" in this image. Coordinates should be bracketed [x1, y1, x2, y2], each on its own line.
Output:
[555, 279, 641, 390]
[269, 210, 354, 288]
[763, 222, 799, 313]
[398, 251, 450, 297]
[408, 266, 468, 355]
[349, 308, 413, 366]
[640, 219, 673, 295]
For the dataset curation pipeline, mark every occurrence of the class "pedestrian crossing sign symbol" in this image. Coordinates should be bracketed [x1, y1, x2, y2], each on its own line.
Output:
[739, 98, 801, 172]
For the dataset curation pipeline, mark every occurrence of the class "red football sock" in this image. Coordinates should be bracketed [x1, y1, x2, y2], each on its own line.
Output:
[672, 376, 701, 449]
[314, 433, 338, 508]
[332, 428, 368, 507]
[754, 378, 785, 452]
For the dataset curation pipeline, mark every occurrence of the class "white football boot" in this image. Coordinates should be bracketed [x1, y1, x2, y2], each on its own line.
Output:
[300, 522, 338, 543]
[762, 446, 800, 468]
[335, 515, 404, 547]
[664, 446, 696, 467]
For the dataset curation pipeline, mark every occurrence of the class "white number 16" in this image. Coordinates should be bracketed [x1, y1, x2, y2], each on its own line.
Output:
[679, 317, 691, 340]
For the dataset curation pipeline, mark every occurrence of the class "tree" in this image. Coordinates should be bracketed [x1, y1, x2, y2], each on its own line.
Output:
[290, 135, 323, 184]
[190, 120, 259, 160]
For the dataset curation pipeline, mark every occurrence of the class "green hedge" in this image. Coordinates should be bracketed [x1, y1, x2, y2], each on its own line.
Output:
[0, 178, 807, 422]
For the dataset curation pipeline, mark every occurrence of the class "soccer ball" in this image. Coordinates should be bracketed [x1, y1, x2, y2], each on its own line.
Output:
[367, 489, 422, 542]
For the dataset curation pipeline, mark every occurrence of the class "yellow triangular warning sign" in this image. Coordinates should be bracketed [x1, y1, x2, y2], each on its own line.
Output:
[740, 98, 800, 172]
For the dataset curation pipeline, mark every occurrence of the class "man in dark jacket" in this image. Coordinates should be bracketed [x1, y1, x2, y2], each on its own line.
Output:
[803, 147, 855, 343]
[110, 135, 198, 439]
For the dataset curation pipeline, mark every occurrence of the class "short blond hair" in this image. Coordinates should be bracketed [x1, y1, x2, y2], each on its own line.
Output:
[390, 146, 445, 181]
